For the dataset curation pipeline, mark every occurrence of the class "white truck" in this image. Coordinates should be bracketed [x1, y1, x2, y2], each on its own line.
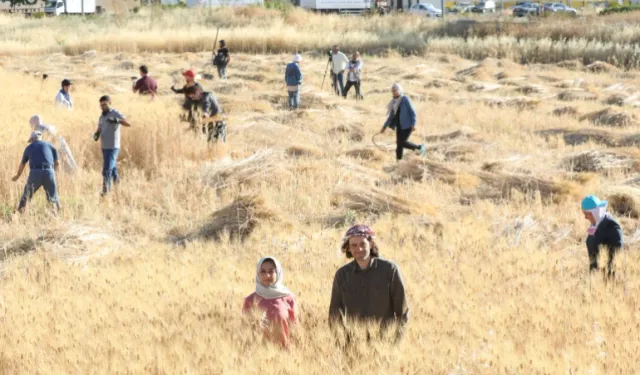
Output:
[299, 0, 387, 14]
[161, 0, 264, 7]
[44, 0, 96, 15]
[0, 0, 46, 14]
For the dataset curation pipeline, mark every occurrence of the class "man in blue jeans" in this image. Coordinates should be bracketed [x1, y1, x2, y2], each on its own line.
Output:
[284, 53, 303, 110]
[12, 131, 61, 213]
[93, 95, 131, 196]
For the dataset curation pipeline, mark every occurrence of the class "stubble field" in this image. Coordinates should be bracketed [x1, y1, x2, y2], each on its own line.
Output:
[1, 7, 640, 375]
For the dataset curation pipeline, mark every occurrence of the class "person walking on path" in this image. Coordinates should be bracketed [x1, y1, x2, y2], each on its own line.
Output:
[328, 45, 349, 96]
[284, 54, 303, 110]
[343, 52, 363, 100]
[132, 65, 158, 98]
[582, 195, 624, 280]
[12, 131, 61, 213]
[185, 86, 225, 143]
[213, 40, 231, 80]
[380, 83, 427, 161]
[243, 256, 298, 348]
[93, 95, 131, 196]
[171, 70, 204, 123]
[328, 224, 409, 345]
[55, 79, 73, 109]
[29, 115, 78, 174]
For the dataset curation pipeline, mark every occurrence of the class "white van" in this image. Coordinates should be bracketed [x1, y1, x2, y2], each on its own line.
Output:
[471, 0, 495, 13]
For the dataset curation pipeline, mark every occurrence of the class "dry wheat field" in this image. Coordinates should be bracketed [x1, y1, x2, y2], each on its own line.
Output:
[2, 7, 640, 375]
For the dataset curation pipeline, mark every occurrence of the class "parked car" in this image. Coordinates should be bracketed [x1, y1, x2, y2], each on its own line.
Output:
[512, 2, 543, 16]
[408, 3, 442, 17]
[471, 0, 496, 13]
[543, 2, 578, 15]
[448, 2, 474, 13]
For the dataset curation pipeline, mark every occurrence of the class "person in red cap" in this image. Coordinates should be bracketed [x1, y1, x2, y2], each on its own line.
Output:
[171, 70, 204, 124]
[328, 224, 409, 345]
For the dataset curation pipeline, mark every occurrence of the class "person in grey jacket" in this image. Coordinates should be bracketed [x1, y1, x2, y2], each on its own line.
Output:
[185, 86, 226, 143]
[284, 54, 303, 110]
[380, 83, 426, 160]
[582, 195, 623, 280]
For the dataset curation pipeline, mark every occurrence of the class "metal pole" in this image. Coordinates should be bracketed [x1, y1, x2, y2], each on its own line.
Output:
[440, 0, 444, 19]
[82, 0, 84, 15]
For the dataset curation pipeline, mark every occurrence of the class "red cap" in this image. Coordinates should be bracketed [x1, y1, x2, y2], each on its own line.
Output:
[183, 70, 195, 78]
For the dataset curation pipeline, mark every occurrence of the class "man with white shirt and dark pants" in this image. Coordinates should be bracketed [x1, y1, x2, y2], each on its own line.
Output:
[329, 45, 349, 96]
[93, 95, 131, 197]
[55, 79, 73, 109]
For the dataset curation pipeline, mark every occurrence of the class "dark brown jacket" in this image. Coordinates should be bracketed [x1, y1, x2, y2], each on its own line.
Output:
[329, 257, 409, 339]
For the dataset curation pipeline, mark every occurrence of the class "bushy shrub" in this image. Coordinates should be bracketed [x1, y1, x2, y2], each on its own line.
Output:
[600, 4, 640, 15]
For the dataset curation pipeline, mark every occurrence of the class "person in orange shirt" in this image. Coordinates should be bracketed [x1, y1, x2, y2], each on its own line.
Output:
[243, 256, 297, 348]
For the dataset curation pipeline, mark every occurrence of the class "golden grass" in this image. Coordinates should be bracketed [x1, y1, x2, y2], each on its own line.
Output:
[3, 12, 640, 373]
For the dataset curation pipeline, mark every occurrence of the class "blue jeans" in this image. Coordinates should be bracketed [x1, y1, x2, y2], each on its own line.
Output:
[102, 148, 120, 195]
[331, 71, 345, 96]
[18, 169, 60, 211]
[217, 65, 227, 80]
[288, 90, 300, 109]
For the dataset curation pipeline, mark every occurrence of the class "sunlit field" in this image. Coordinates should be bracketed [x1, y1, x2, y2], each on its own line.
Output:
[1, 7, 640, 374]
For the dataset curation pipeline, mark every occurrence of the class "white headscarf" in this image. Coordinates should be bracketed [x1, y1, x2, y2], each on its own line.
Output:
[388, 83, 404, 115]
[29, 115, 56, 135]
[586, 204, 609, 235]
[293, 54, 302, 63]
[255, 256, 292, 300]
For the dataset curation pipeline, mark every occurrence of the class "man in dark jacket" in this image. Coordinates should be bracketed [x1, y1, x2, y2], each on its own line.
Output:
[213, 40, 231, 80]
[132, 65, 158, 98]
[284, 54, 303, 110]
[582, 195, 624, 280]
[380, 83, 426, 160]
[329, 224, 409, 345]
[185, 86, 226, 143]
[12, 131, 61, 213]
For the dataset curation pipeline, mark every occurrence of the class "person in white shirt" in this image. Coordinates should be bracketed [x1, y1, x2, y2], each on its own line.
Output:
[343, 52, 363, 100]
[328, 45, 349, 96]
[29, 115, 78, 173]
[55, 79, 73, 109]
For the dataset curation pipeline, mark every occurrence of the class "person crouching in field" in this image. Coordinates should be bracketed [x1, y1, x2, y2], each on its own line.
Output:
[380, 83, 426, 161]
[329, 224, 409, 345]
[185, 86, 226, 143]
[243, 256, 297, 348]
[582, 195, 623, 280]
[171, 70, 203, 123]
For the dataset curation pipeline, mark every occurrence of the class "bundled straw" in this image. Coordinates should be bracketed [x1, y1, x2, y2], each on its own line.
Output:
[190, 193, 278, 242]
[564, 149, 640, 173]
[471, 171, 581, 202]
[484, 96, 540, 110]
[328, 124, 365, 142]
[201, 149, 284, 189]
[345, 147, 386, 161]
[286, 145, 324, 158]
[579, 108, 634, 127]
[383, 159, 479, 189]
[535, 128, 621, 147]
[603, 186, 640, 218]
[332, 185, 423, 215]
[423, 126, 482, 143]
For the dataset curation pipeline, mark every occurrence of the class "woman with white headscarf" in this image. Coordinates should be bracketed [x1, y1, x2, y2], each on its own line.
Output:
[380, 83, 427, 161]
[243, 256, 297, 347]
[29, 115, 78, 173]
[582, 195, 623, 280]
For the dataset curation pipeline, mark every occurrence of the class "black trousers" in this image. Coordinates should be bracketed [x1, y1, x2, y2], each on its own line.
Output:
[396, 127, 420, 160]
[343, 80, 361, 99]
[587, 237, 619, 279]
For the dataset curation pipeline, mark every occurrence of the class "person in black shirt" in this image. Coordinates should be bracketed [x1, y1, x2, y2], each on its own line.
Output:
[213, 40, 231, 80]
[582, 195, 624, 280]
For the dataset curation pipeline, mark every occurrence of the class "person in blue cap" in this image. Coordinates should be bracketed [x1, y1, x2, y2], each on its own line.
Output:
[581, 195, 623, 279]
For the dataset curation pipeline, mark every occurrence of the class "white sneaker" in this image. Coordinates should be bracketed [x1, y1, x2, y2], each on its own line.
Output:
[418, 144, 427, 157]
